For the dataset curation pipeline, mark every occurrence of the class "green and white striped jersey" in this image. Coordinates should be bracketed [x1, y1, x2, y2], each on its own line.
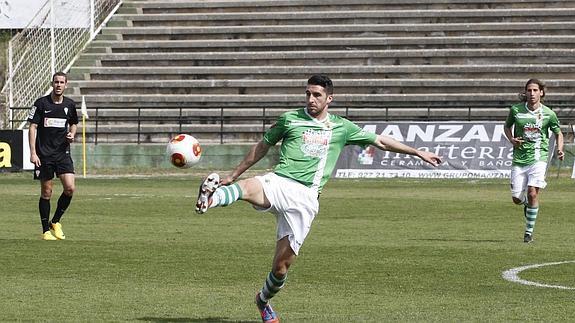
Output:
[505, 103, 561, 166]
[264, 108, 377, 192]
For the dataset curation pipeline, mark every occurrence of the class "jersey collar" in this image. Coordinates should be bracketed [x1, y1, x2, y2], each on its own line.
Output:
[303, 107, 330, 124]
[524, 102, 542, 114]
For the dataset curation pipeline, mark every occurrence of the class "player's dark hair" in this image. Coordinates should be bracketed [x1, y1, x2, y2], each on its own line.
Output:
[307, 74, 333, 95]
[519, 78, 546, 102]
[52, 71, 68, 82]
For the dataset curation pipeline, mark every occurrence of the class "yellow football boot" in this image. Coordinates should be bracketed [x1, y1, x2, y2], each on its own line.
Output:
[50, 222, 66, 240]
[42, 231, 58, 241]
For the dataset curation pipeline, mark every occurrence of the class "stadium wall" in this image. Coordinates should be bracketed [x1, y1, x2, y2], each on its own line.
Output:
[70, 144, 280, 171]
[69, 143, 575, 172]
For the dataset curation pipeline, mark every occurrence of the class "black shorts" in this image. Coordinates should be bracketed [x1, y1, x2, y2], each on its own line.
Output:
[34, 155, 75, 181]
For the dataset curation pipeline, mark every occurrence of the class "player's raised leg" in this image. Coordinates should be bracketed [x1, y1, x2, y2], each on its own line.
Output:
[195, 173, 220, 214]
[195, 175, 269, 214]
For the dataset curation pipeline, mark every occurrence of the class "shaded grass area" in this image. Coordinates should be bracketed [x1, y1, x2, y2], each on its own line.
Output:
[0, 173, 574, 321]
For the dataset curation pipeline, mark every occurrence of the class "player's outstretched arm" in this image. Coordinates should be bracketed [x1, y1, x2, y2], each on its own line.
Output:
[221, 140, 272, 185]
[373, 134, 442, 167]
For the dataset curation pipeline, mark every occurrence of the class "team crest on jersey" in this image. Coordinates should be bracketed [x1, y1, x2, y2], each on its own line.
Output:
[523, 122, 541, 142]
[64, 107, 68, 115]
[301, 129, 331, 158]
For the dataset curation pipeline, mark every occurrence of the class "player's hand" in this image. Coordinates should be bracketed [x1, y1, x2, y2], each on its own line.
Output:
[220, 175, 236, 186]
[510, 137, 524, 147]
[418, 151, 442, 167]
[30, 153, 41, 167]
[66, 132, 75, 143]
[557, 149, 565, 161]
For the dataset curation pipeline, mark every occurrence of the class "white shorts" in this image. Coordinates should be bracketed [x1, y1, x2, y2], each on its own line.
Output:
[254, 172, 319, 255]
[510, 161, 548, 198]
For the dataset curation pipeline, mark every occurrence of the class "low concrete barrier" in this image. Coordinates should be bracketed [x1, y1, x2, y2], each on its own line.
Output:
[71, 143, 280, 170]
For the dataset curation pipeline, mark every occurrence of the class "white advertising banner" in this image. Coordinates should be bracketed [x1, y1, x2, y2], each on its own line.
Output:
[334, 121, 526, 179]
[0, 0, 90, 29]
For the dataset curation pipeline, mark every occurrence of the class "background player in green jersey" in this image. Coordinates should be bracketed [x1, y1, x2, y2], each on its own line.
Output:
[504, 79, 564, 243]
[195, 75, 442, 322]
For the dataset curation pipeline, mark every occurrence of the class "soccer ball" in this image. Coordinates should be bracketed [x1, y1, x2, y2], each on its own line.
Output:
[166, 134, 202, 168]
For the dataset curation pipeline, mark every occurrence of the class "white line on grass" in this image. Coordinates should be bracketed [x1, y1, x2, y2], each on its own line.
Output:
[502, 260, 575, 290]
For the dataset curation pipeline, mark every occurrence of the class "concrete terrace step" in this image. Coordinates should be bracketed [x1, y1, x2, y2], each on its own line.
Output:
[76, 49, 575, 67]
[70, 93, 575, 107]
[100, 22, 575, 40]
[70, 78, 575, 96]
[111, 9, 575, 27]
[82, 106, 510, 120]
[88, 36, 575, 53]
[68, 64, 575, 81]
[121, 0, 575, 13]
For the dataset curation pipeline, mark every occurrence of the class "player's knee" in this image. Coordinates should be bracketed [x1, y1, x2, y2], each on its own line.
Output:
[64, 186, 75, 196]
[236, 178, 256, 198]
[272, 265, 289, 279]
[41, 188, 53, 199]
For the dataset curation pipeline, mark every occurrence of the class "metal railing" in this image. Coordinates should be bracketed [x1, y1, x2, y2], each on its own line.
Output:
[9, 103, 575, 144]
[0, 0, 122, 129]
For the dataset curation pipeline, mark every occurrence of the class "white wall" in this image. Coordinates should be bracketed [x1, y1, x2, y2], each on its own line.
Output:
[0, 0, 90, 29]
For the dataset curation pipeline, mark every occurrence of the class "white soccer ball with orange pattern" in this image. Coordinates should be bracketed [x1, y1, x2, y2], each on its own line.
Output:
[166, 134, 202, 168]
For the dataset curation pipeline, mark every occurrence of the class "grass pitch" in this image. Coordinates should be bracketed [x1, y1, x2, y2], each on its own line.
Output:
[0, 172, 574, 322]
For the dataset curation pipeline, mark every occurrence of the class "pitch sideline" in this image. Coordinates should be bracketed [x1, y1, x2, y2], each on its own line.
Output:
[502, 260, 575, 290]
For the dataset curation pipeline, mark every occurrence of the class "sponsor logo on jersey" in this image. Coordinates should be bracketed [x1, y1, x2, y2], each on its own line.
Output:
[44, 117, 67, 128]
[523, 122, 542, 142]
[301, 129, 330, 158]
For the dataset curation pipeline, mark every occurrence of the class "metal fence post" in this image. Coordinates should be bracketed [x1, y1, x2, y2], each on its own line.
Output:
[137, 108, 141, 144]
[220, 106, 224, 144]
[8, 40, 13, 128]
[95, 108, 99, 145]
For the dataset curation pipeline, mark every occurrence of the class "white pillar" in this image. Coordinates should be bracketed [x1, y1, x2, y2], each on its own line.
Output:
[50, 0, 55, 75]
[90, 0, 95, 38]
[8, 39, 13, 128]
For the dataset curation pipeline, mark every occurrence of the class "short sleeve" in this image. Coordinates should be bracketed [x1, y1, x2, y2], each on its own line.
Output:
[263, 113, 287, 146]
[69, 101, 79, 125]
[548, 111, 561, 134]
[504, 107, 515, 128]
[27, 99, 42, 124]
[343, 119, 377, 146]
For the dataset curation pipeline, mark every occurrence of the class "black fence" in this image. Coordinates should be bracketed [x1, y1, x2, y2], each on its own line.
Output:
[8, 103, 575, 144]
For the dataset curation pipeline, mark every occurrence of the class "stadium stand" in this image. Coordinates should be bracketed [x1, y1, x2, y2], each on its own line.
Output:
[66, 0, 575, 143]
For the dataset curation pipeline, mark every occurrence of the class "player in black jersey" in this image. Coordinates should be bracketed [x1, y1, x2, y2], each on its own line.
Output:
[27, 72, 79, 240]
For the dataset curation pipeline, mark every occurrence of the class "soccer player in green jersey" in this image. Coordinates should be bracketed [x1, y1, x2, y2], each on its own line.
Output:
[195, 75, 442, 322]
[504, 79, 564, 243]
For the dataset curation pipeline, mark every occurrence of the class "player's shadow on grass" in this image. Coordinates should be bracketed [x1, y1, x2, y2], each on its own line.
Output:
[137, 317, 258, 323]
[410, 238, 505, 243]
